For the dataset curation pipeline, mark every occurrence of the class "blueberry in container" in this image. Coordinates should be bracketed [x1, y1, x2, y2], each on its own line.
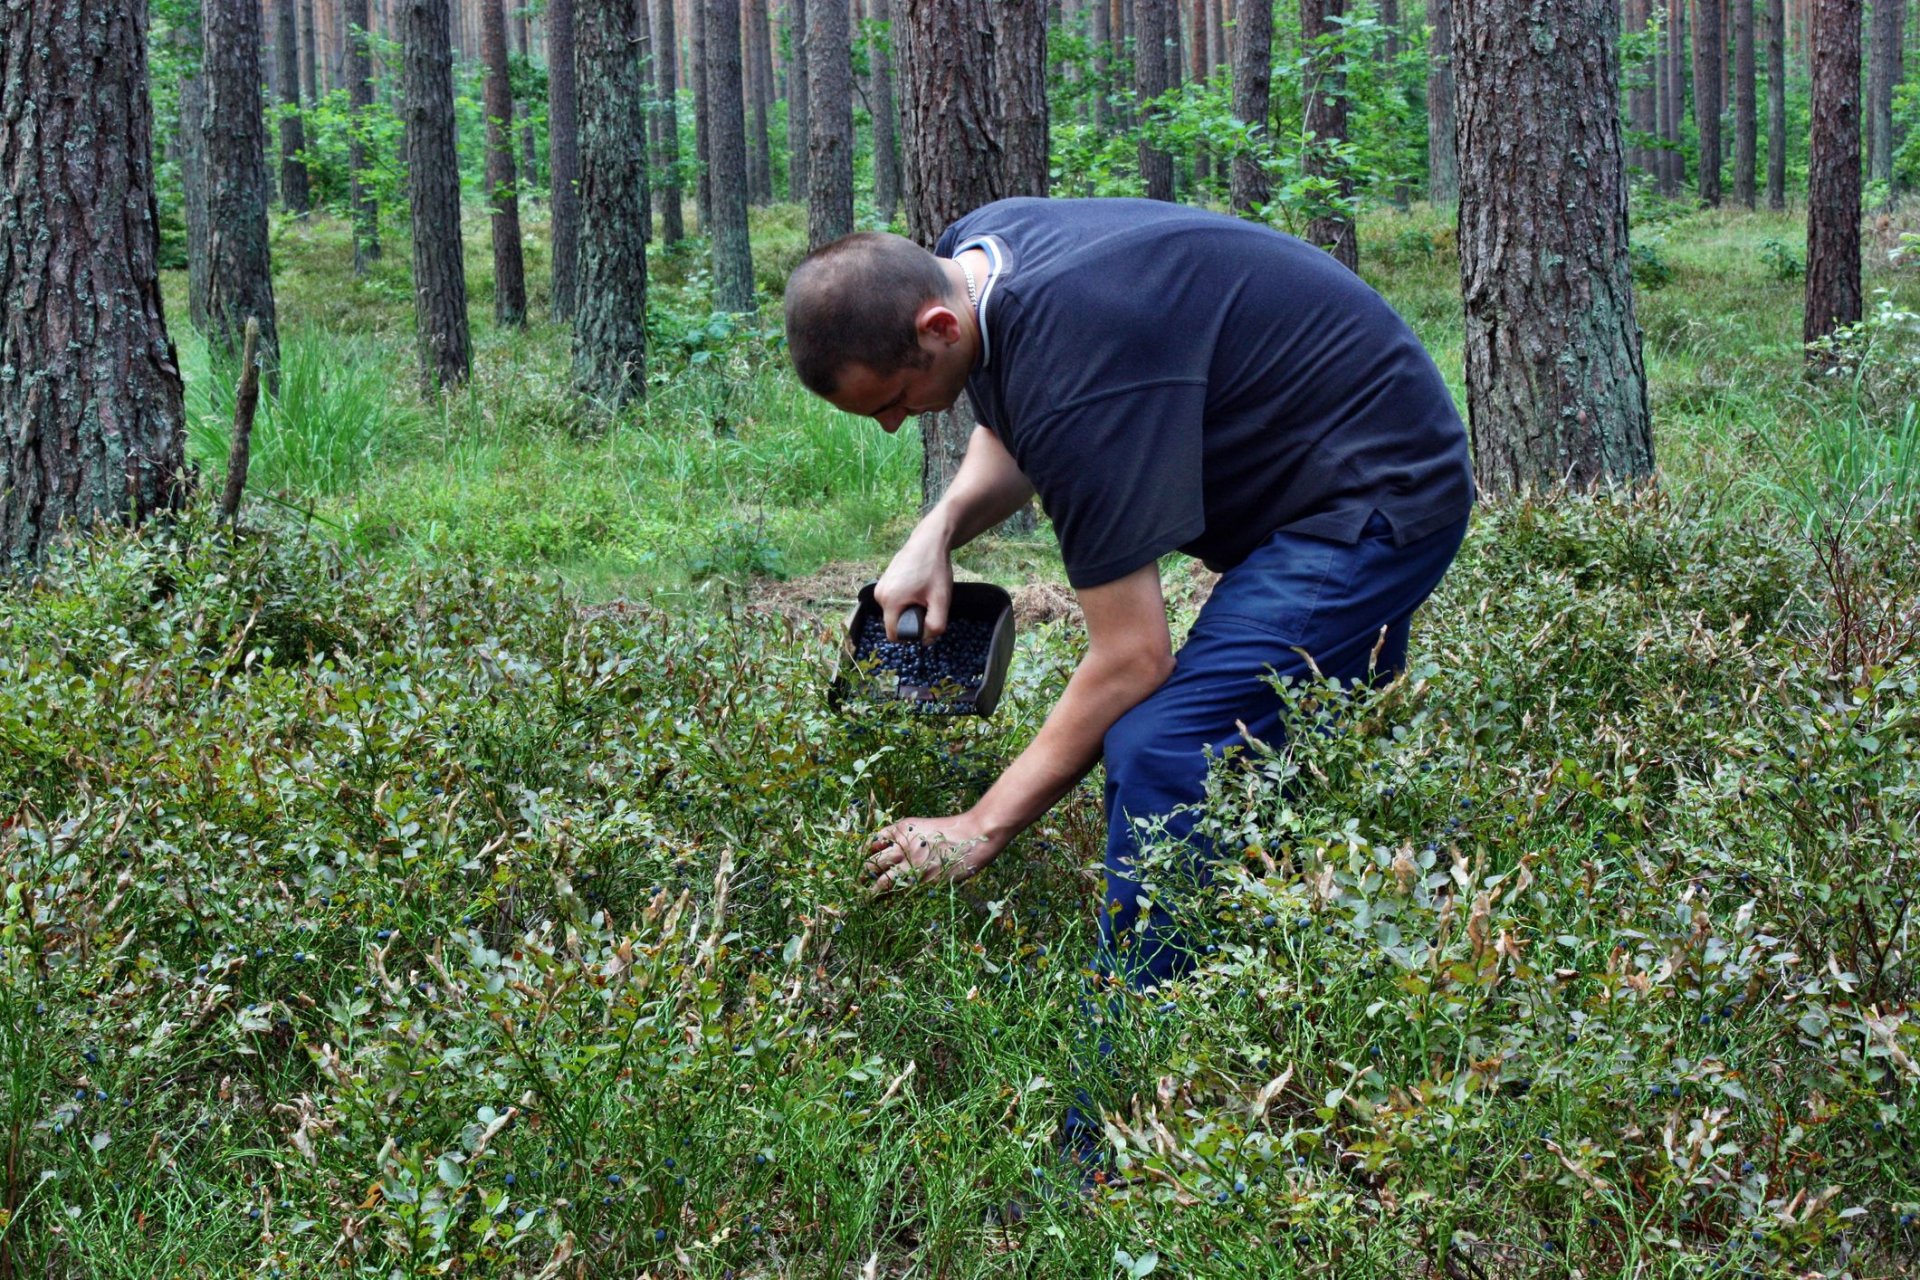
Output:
[831, 581, 1016, 716]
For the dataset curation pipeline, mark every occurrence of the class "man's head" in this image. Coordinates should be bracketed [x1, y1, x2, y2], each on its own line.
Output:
[784, 232, 975, 433]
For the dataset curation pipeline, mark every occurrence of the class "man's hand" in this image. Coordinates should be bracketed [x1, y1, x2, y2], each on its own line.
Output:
[863, 813, 1010, 897]
[874, 528, 955, 642]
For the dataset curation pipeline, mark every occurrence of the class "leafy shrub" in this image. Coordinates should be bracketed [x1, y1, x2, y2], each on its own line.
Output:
[1760, 236, 1805, 281]
[1630, 236, 1676, 289]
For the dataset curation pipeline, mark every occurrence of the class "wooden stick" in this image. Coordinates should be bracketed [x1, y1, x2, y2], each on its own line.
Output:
[220, 316, 261, 522]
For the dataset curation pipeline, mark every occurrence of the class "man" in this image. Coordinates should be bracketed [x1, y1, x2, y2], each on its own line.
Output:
[784, 197, 1472, 989]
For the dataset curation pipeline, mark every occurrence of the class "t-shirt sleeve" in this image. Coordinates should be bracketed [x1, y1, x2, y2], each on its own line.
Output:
[1017, 380, 1210, 589]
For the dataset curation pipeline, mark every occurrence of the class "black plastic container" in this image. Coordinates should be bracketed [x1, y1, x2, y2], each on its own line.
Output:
[831, 581, 1016, 716]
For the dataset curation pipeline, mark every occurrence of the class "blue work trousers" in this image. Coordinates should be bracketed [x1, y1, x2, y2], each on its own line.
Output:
[1096, 510, 1469, 990]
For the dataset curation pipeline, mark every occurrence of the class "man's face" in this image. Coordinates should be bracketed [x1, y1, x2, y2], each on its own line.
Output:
[822, 304, 972, 434]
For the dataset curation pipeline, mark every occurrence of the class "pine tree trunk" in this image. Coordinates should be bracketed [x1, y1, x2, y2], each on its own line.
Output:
[277, 0, 314, 213]
[346, 0, 381, 273]
[1229, 0, 1274, 212]
[693, 0, 714, 232]
[807, 0, 853, 247]
[788, 0, 811, 201]
[516, 6, 538, 187]
[1135, 0, 1173, 197]
[1628, 0, 1657, 174]
[997, 0, 1051, 196]
[634, 0, 655, 237]
[869, 0, 900, 220]
[548, 0, 582, 317]
[1428, 0, 1459, 202]
[655, 0, 687, 240]
[1804, 0, 1862, 347]
[707, 0, 756, 308]
[303, 0, 320, 100]
[1868, 0, 1901, 191]
[204, 0, 282, 374]
[1302, 0, 1356, 267]
[1091, 0, 1111, 131]
[573, 0, 650, 406]
[744, 0, 774, 204]
[401, 0, 473, 390]
[0, 0, 188, 568]
[1192, 0, 1212, 182]
[482, 0, 527, 324]
[1767, 0, 1787, 206]
[1666, 0, 1687, 192]
[179, 54, 213, 330]
[1456, 0, 1654, 493]
[754, 0, 778, 199]
[1735, 0, 1757, 202]
[1693, 0, 1723, 203]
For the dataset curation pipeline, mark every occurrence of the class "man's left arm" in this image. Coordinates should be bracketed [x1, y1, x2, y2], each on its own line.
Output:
[863, 560, 1175, 894]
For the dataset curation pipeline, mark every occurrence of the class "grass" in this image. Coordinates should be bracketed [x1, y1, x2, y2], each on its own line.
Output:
[5, 193, 1917, 1278]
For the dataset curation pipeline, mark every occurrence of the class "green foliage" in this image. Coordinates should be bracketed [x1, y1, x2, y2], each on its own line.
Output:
[684, 514, 789, 585]
[1629, 236, 1675, 289]
[1760, 236, 1806, 282]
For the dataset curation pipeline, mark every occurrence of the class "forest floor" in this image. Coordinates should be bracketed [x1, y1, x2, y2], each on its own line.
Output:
[2, 199, 1919, 1278]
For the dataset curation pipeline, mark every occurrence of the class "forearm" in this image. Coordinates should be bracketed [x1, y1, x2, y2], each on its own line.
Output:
[967, 649, 1174, 842]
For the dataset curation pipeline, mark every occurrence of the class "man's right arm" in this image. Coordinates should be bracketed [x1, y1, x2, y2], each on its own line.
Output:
[875, 425, 1034, 638]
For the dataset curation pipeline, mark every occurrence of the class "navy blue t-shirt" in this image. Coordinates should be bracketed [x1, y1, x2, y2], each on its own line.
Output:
[933, 198, 1474, 589]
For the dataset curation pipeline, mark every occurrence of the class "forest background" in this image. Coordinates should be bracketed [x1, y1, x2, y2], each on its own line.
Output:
[2, 0, 1920, 1276]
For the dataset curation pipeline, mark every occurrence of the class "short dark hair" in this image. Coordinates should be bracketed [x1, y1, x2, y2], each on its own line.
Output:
[784, 232, 952, 397]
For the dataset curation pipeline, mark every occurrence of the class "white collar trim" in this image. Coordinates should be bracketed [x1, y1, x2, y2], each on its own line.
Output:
[952, 235, 1005, 368]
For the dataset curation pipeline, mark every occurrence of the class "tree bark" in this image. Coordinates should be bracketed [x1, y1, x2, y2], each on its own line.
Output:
[1229, 0, 1274, 212]
[573, 0, 651, 406]
[634, 0, 655, 237]
[997, 0, 1051, 197]
[1192, 0, 1212, 184]
[788, 0, 811, 202]
[1767, 0, 1786, 206]
[1427, 0, 1459, 202]
[0, 0, 188, 569]
[1091, 0, 1111, 132]
[1302, 0, 1356, 267]
[178, 48, 213, 330]
[693, 0, 714, 233]
[744, 0, 774, 204]
[1693, 0, 1723, 203]
[1804, 0, 1862, 347]
[1868, 0, 1901, 192]
[401, 0, 472, 390]
[655, 0, 687, 240]
[548, 0, 582, 317]
[303, 0, 320, 100]
[204, 0, 282, 376]
[1135, 0, 1173, 197]
[1735, 0, 1757, 203]
[1665, 0, 1687, 193]
[707, 0, 756, 308]
[1456, 0, 1654, 493]
[807, 0, 853, 247]
[276, 0, 314, 214]
[516, 5, 538, 186]
[869, 0, 901, 221]
[346, 0, 381, 273]
[482, 0, 527, 324]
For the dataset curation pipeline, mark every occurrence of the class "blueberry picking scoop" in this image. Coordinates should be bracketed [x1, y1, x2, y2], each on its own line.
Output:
[829, 581, 1016, 716]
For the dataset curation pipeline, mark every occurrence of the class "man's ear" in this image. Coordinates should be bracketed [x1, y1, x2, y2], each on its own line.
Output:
[916, 302, 963, 347]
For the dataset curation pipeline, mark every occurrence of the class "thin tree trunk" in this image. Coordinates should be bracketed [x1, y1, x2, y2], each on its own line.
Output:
[1456, 0, 1653, 493]
[346, 0, 381, 273]
[1136, 0, 1173, 197]
[1628, 0, 1657, 173]
[869, 0, 900, 220]
[179, 49, 213, 330]
[1229, 0, 1274, 212]
[549, 0, 582, 317]
[516, 6, 539, 187]
[573, 0, 651, 406]
[807, 0, 853, 247]
[1666, 0, 1687, 192]
[753, 0, 777, 199]
[744, 0, 774, 204]
[1735, 0, 1757, 202]
[635, 0, 655, 237]
[1193, 0, 1213, 190]
[1428, 0, 1459, 202]
[788, 0, 810, 201]
[401, 0, 473, 390]
[707, 0, 756, 308]
[655, 0, 687, 240]
[1694, 0, 1723, 203]
[997, 0, 1051, 196]
[1302, 0, 1356, 267]
[693, 0, 714, 232]
[0, 0, 189, 568]
[1767, 0, 1787, 206]
[1868, 0, 1901, 193]
[1091, 0, 1110, 132]
[482, 0, 527, 324]
[1805, 0, 1862, 347]
[303, 0, 320, 100]
[204, 0, 281, 376]
[276, 0, 314, 213]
